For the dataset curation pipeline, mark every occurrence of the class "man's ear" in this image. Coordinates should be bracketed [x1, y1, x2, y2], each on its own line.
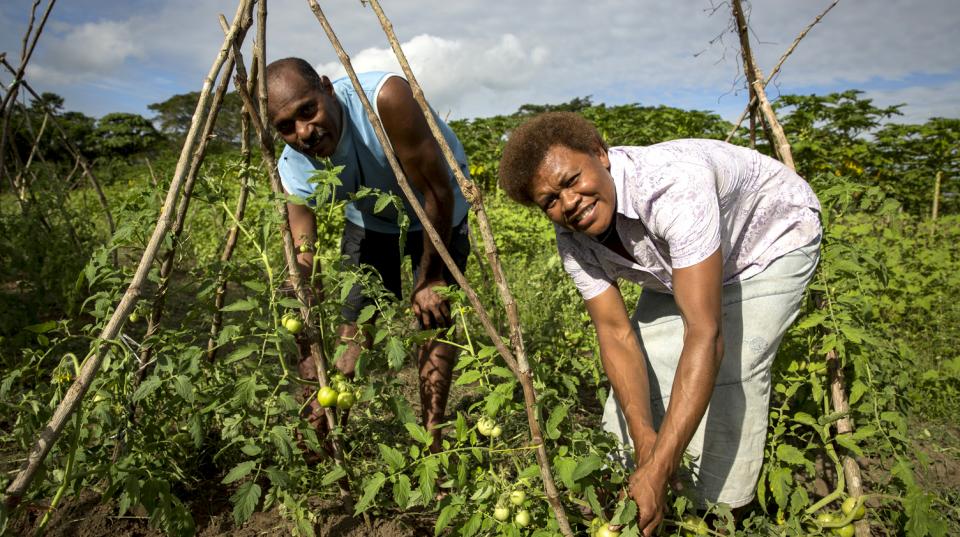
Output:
[319, 75, 333, 94]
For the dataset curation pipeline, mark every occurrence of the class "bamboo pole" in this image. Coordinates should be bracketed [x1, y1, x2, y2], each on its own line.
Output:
[136, 52, 240, 373]
[826, 349, 869, 537]
[306, 2, 572, 533]
[208, 55, 257, 362]
[223, 14, 353, 506]
[731, 0, 795, 171]
[725, 0, 839, 142]
[116, 40, 246, 461]
[2, 0, 253, 511]
[0, 59, 117, 253]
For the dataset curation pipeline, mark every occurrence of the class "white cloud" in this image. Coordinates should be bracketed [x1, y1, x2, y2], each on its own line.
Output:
[27, 20, 144, 85]
[314, 33, 549, 118]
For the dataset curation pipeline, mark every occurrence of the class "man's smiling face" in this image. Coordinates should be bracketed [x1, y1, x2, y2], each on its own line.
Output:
[267, 69, 342, 158]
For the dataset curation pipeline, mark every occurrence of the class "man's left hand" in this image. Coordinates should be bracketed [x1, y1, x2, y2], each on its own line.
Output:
[628, 462, 669, 536]
[412, 278, 451, 329]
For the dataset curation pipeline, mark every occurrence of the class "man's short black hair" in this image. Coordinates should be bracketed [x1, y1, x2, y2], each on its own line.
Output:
[498, 112, 607, 206]
[266, 57, 322, 90]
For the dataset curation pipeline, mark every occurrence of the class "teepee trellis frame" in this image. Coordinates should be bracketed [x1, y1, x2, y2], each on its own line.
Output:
[305, 0, 574, 533]
[2, 0, 254, 510]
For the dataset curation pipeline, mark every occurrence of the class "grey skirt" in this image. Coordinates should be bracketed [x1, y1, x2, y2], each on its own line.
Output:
[601, 238, 821, 508]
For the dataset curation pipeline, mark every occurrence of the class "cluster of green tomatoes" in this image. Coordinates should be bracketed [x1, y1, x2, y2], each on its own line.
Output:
[316, 372, 358, 410]
[492, 489, 533, 528]
[815, 497, 867, 537]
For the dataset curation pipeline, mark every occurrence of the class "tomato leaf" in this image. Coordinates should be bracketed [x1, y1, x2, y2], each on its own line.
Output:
[434, 503, 462, 535]
[222, 460, 257, 484]
[230, 481, 261, 525]
[355, 472, 386, 515]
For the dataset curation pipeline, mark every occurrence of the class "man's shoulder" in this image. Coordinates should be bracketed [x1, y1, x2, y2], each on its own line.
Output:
[331, 71, 402, 99]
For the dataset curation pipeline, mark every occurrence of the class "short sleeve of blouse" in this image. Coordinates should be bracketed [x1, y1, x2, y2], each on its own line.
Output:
[277, 145, 322, 204]
[556, 229, 613, 301]
[635, 161, 721, 268]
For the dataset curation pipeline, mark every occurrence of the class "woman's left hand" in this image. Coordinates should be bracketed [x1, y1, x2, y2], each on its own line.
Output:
[628, 462, 669, 536]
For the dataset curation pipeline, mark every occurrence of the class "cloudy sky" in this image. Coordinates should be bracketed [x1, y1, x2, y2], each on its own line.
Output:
[1, 0, 958, 125]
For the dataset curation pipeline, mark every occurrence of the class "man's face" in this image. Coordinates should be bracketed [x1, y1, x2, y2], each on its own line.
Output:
[267, 70, 342, 158]
[529, 144, 616, 237]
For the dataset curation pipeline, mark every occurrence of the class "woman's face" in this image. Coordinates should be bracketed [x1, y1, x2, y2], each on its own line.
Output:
[529, 144, 616, 237]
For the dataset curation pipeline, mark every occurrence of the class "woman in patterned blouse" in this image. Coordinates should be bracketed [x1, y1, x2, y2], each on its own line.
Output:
[498, 112, 821, 535]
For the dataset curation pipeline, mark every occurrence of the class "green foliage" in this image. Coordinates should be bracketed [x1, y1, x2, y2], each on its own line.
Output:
[1, 91, 958, 537]
[148, 91, 245, 144]
[92, 112, 163, 157]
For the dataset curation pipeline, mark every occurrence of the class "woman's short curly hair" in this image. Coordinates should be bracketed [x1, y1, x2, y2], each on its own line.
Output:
[498, 112, 606, 205]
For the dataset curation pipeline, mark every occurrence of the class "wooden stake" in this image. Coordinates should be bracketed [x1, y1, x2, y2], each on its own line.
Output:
[116, 43, 246, 461]
[725, 0, 839, 142]
[224, 13, 353, 506]
[932, 170, 942, 221]
[731, 0, 796, 171]
[307, 1, 573, 533]
[2, 0, 253, 511]
[208, 52, 258, 362]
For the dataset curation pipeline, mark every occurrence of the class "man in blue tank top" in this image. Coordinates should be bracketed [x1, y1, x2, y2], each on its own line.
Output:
[266, 58, 470, 455]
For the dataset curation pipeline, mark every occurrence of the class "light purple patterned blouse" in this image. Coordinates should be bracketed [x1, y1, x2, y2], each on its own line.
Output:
[556, 139, 822, 300]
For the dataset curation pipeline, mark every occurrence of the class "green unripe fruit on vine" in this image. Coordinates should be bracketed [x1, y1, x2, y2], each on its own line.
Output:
[317, 386, 338, 407]
[336, 391, 356, 410]
[490, 425, 503, 438]
[299, 243, 310, 253]
[683, 515, 709, 536]
[841, 497, 865, 520]
[283, 316, 303, 334]
[514, 509, 531, 527]
[129, 312, 139, 323]
[834, 524, 855, 537]
[509, 490, 526, 505]
[493, 505, 510, 522]
[596, 526, 620, 537]
[477, 417, 496, 436]
[817, 512, 836, 525]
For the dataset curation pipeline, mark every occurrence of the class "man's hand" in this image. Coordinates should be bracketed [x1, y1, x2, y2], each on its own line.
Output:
[628, 462, 669, 536]
[412, 278, 451, 329]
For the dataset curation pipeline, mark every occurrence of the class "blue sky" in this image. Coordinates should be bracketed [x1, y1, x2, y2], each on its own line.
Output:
[2, 0, 958, 125]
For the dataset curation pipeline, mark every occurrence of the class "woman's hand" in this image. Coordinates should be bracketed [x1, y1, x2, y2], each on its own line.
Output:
[628, 461, 669, 536]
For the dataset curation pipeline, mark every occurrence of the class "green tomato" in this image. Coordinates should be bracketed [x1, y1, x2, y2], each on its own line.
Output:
[841, 497, 866, 520]
[514, 509, 531, 527]
[490, 425, 503, 438]
[317, 386, 339, 407]
[128, 312, 139, 323]
[596, 526, 620, 537]
[493, 505, 510, 522]
[299, 243, 310, 253]
[283, 316, 303, 334]
[833, 524, 855, 537]
[336, 391, 356, 410]
[477, 417, 495, 436]
[683, 515, 709, 536]
[817, 512, 836, 525]
[334, 379, 351, 393]
[509, 490, 526, 505]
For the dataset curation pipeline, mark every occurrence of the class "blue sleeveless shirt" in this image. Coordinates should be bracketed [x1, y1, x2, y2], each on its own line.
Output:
[277, 71, 470, 233]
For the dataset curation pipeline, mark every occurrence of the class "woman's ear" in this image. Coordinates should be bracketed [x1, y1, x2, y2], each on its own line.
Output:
[594, 144, 610, 169]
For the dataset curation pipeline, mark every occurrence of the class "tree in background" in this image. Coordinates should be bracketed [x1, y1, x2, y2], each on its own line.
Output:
[147, 91, 243, 145]
[91, 112, 162, 158]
